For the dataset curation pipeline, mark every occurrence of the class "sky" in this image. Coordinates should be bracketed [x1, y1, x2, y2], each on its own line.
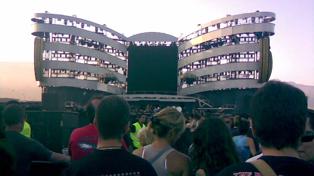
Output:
[0, 62, 41, 100]
[0, 0, 313, 100]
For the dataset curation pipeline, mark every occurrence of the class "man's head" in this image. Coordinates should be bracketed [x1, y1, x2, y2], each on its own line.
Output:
[138, 114, 146, 124]
[96, 95, 130, 140]
[251, 81, 307, 150]
[298, 109, 314, 162]
[237, 118, 250, 135]
[222, 114, 234, 129]
[2, 104, 25, 132]
[90, 96, 102, 108]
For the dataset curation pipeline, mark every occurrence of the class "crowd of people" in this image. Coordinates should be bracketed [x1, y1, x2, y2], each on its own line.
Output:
[1, 81, 314, 176]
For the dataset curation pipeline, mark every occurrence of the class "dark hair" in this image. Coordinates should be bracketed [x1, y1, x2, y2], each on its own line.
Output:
[191, 111, 202, 120]
[96, 96, 130, 140]
[85, 103, 96, 123]
[139, 114, 147, 118]
[2, 104, 25, 126]
[237, 119, 250, 135]
[308, 109, 314, 130]
[85, 96, 103, 123]
[191, 118, 239, 174]
[251, 81, 307, 150]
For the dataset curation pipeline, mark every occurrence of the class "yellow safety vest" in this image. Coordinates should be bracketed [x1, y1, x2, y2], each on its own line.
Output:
[130, 122, 146, 148]
[21, 121, 31, 138]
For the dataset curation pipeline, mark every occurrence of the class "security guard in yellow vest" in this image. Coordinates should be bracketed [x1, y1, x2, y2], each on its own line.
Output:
[130, 115, 146, 149]
[21, 121, 31, 138]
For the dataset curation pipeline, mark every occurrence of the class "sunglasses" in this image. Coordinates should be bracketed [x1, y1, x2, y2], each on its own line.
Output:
[301, 131, 314, 143]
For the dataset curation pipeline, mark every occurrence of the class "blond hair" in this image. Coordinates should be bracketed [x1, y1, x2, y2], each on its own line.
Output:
[138, 124, 155, 146]
[152, 107, 185, 139]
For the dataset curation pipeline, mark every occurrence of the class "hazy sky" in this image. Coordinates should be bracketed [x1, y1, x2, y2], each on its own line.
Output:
[0, 0, 313, 85]
[0, 62, 41, 100]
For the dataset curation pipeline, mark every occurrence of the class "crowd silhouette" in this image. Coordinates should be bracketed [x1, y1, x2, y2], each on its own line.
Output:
[1, 81, 314, 176]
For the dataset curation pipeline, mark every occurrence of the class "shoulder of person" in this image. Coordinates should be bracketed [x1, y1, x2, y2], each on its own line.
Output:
[69, 127, 83, 138]
[132, 147, 143, 156]
[69, 125, 94, 139]
[167, 150, 190, 169]
[128, 152, 157, 175]
[246, 153, 263, 162]
[166, 150, 191, 176]
[6, 131, 25, 139]
[15, 132, 45, 147]
[247, 136, 254, 141]
[168, 149, 190, 160]
[68, 153, 95, 171]
[262, 156, 314, 171]
[216, 162, 257, 176]
[128, 149, 149, 163]
[141, 160, 158, 176]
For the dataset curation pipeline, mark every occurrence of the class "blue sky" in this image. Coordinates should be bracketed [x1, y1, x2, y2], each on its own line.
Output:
[0, 0, 313, 85]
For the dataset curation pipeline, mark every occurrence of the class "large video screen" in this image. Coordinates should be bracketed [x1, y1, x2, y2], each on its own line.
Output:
[127, 44, 178, 94]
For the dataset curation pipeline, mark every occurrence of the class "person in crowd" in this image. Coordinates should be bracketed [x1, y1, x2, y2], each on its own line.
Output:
[191, 118, 239, 176]
[217, 81, 314, 176]
[186, 111, 203, 132]
[0, 104, 5, 138]
[21, 119, 31, 138]
[122, 132, 135, 152]
[130, 114, 146, 149]
[232, 118, 256, 161]
[121, 120, 135, 152]
[68, 95, 157, 176]
[222, 114, 234, 129]
[138, 122, 155, 146]
[3, 104, 69, 176]
[298, 109, 314, 164]
[222, 114, 239, 136]
[133, 107, 191, 176]
[4, 100, 32, 138]
[68, 96, 102, 160]
[0, 105, 15, 176]
[173, 115, 193, 156]
[0, 140, 15, 176]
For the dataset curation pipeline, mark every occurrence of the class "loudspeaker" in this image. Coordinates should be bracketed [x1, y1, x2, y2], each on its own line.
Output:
[42, 92, 64, 111]
[27, 111, 79, 152]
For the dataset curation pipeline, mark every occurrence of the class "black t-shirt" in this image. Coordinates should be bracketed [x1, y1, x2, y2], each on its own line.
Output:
[6, 131, 52, 176]
[217, 156, 314, 176]
[0, 139, 15, 176]
[68, 149, 157, 176]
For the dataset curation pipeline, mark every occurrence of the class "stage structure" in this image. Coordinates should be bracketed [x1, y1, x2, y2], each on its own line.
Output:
[32, 11, 275, 109]
[177, 11, 275, 106]
[127, 33, 178, 94]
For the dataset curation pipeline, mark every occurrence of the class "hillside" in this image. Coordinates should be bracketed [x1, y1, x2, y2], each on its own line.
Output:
[0, 62, 313, 109]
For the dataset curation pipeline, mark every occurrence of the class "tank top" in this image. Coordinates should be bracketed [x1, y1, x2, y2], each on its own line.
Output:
[141, 144, 174, 176]
[233, 135, 251, 161]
